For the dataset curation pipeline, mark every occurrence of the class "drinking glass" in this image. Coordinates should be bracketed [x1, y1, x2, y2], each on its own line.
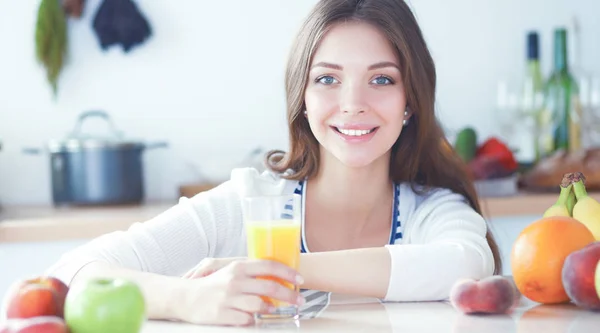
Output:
[242, 194, 302, 323]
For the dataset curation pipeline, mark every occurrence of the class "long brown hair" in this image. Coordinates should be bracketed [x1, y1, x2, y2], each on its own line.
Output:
[266, 0, 502, 274]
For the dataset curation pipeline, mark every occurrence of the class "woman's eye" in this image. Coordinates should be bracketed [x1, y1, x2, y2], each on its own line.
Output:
[372, 76, 393, 85]
[316, 76, 338, 85]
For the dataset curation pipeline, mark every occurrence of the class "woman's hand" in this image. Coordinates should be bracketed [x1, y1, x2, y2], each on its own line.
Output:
[182, 257, 244, 278]
[175, 259, 305, 326]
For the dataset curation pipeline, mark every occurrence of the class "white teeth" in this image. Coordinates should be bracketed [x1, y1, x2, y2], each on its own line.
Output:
[337, 128, 373, 136]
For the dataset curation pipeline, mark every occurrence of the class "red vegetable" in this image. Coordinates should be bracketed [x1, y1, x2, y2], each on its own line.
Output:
[475, 138, 518, 172]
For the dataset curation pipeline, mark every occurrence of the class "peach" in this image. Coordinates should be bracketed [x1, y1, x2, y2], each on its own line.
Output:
[449, 275, 519, 314]
[2, 276, 69, 319]
[562, 241, 600, 310]
[0, 316, 68, 333]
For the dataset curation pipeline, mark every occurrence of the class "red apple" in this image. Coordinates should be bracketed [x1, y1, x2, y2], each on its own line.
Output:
[0, 316, 67, 333]
[562, 241, 600, 310]
[2, 276, 69, 319]
[449, 275, 519, 314]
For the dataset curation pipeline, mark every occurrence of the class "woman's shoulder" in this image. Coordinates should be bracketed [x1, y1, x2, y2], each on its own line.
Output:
[396, 182, 484, 240]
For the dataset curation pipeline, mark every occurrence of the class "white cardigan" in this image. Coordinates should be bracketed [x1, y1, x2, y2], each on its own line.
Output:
[45, 168, 495, 302]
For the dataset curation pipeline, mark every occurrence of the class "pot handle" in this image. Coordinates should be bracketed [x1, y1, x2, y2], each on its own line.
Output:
[69, 110, 124, 140]
[145, 142, 169, 150]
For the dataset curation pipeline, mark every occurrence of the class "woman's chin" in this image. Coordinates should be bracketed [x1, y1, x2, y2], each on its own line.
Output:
[332, 153, 384, 169]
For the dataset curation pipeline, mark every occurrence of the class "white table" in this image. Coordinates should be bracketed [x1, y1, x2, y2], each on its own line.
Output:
[140, 293, 600, 332]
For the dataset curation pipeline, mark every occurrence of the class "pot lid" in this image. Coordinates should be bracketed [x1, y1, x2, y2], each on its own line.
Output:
[48, 110, 144, 152]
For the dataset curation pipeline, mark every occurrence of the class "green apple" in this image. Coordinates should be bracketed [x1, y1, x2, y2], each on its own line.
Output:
[64, 278, 146, 333]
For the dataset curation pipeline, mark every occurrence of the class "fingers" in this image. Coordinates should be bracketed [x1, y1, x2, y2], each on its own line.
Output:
[182, 265, 198, 279]
[231, 260, 303, 286]
[182, 262, 209, 279]
[183, 258, 222, 279]
[226, 294, 272, 315]
[183, 257, 247, 279]
[229, 310, 254, 327]
[217, 308, 254, 327]
[238, 278, 303, 306]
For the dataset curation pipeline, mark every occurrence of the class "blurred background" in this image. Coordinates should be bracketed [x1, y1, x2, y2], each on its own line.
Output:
[0, 0, 599, 206]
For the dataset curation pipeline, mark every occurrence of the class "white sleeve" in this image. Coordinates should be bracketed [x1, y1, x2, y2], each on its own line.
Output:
[383, 188, 495, 302]
[44, 180, 247, 286]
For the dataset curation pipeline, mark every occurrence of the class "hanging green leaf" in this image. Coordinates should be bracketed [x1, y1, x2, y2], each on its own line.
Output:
[35, 0, 68, 97]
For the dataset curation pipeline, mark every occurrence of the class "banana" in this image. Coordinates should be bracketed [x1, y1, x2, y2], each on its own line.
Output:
[543, 176, 573, 218]
[566, 189, 576, 216]
[565, 172, 577, 215]
[572, 172, 600, 240]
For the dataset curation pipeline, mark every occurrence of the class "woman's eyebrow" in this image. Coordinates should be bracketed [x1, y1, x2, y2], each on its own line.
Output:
[310, 62, 343, 70]
[310, 61, 400, 71]
[368, 61, 400, 71]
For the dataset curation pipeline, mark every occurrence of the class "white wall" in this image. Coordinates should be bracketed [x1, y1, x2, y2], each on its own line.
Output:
[1, 0, 598, 205]
[0, 239, 89, 303]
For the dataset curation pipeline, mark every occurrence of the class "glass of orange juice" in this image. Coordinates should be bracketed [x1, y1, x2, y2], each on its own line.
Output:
[242, 193, 302, 322]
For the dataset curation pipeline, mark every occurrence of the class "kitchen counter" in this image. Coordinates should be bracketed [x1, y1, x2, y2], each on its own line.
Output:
[140, 292, 599, 332]
[2, 191, 600, 243]
[0, 202, 173, 243]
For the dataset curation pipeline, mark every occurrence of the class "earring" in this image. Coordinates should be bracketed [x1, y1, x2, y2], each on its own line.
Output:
[304, 110, 308, 116]
[403, 110, 409, 126]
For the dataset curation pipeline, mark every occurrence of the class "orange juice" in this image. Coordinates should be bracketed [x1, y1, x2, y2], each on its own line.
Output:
[246, 221, 301, 306]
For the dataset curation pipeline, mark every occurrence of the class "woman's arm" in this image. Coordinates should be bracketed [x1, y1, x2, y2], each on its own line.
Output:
[298, 189, 495, 301]
[299, 248, 391, 298]
[45, 181, 244, 285]
[44, 171, 305, 326]
[183, 250, 393, 298]
[43, 182, 241, 321]
[299, 243, 488, 301]
[69, 261, 184, 320]
[71, 260, 302, 326]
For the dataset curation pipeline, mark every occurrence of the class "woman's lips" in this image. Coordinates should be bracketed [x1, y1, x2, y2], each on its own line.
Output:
[331, 126, 379, 142]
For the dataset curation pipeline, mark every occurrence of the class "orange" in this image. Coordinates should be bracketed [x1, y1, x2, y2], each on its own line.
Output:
[511, 216, 595, 304]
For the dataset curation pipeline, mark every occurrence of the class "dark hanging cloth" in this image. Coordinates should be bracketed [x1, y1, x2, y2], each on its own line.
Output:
[92, 0, 152, 52]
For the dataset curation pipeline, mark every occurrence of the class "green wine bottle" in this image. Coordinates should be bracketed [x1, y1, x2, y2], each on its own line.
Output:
[545, 28, 582, 153]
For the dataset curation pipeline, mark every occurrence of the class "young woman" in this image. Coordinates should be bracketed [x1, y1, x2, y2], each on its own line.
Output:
[47, 0, 501, 327]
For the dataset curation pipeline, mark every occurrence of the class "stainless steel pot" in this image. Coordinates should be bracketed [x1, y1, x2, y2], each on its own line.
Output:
[24, 110, 168, 206]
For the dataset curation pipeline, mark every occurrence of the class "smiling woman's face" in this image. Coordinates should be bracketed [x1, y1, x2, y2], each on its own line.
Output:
[304, 20, 409, 169]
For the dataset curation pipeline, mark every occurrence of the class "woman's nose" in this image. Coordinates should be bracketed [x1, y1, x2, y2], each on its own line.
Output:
[340, 82, 368, 115]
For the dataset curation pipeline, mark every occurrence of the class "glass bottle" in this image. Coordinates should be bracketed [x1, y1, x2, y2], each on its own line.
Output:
[545, 28, 582, 154]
